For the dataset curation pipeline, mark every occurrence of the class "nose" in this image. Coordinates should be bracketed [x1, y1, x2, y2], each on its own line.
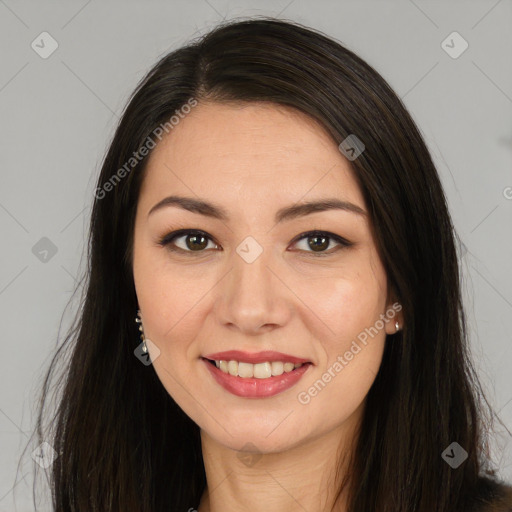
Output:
[215, 247, 292, 334]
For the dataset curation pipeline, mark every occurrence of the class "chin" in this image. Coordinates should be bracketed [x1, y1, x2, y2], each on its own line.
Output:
[204, 428, 305, 455]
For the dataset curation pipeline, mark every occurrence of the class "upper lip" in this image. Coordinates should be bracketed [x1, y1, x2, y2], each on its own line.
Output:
[203, 350, 311, 365]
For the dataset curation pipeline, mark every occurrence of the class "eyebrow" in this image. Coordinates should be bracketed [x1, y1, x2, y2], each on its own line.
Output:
[147, 195, 367, 223]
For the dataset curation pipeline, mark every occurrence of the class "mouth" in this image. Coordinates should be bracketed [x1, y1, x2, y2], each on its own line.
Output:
[201, 352, 313, 398]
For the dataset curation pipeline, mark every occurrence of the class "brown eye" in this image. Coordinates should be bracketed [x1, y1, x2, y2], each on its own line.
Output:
[307, 234, 330, 252]
[184, 233, 209, 251]
[158, 230, 218, 254]
[291, 230, 352, 256]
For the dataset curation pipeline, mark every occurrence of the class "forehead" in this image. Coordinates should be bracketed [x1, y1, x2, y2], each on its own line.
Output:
[140, 101, 366, 211]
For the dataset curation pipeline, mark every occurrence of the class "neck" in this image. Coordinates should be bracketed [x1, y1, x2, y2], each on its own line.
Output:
[197, 417, 359, 512]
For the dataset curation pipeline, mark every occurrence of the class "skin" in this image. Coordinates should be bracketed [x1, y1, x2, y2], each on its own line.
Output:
[132, 101, 403, 512]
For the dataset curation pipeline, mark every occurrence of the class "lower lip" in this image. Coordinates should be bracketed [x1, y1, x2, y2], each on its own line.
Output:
[202, 358, 311, 398]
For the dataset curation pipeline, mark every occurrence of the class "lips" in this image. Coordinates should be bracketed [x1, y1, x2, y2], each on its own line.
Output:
[203, 359, 311, 398]
[200, 350, 313, 398]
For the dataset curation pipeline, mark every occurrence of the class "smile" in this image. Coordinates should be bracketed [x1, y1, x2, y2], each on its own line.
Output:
[213, 359, 303, 378]
[201, 351, 312, 398]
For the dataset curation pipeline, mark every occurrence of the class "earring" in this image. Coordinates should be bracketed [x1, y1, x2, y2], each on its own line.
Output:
[135, 309, 148, 353]
[395, 320, 400, 333]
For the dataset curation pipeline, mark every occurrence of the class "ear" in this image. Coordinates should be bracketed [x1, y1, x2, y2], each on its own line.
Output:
[384, 292, 403, 336]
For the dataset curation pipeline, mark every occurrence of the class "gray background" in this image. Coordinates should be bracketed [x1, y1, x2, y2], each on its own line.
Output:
[1, 0, 511, 510]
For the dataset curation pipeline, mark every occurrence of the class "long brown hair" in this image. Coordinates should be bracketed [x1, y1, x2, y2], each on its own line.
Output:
[31, 17, 502, 511]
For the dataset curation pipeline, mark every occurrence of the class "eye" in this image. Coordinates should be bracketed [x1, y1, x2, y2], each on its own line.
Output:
[157, 229, 352, 256]
[290, 230, 352, 256]
[158, 229, 219, 254]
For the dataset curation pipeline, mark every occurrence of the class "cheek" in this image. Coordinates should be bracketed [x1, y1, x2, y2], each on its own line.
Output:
[294, 275, 387, 429]
[295, 264, 386, 345]
[133, 246, 215, 344]
[134, 267, 212, 409]
[291, 264, 387, 410]
[317, 276, 387, 378]
[135, 278, 212, 366]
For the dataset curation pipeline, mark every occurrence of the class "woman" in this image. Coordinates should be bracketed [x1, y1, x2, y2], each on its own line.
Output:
[33, 17, 512, 512]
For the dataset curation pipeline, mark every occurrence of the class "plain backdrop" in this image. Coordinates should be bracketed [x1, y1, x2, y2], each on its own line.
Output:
[0, 1, 511, 510]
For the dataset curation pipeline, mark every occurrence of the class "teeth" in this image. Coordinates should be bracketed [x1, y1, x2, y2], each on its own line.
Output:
[238, 362, 253, 378]
[271, 361, 283, 376]
[283, 362, 295, 372]
[253, 362, 271, 379]
[227, 360, 238, 376]
[213, 359, 304, 378]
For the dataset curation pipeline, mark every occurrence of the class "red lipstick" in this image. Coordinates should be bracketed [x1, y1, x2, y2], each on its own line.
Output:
[201, 351, 312, 398]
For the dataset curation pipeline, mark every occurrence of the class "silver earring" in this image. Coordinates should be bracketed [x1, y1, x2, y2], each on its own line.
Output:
[395, 320, 400, 333]
[135, 309, 148, 353]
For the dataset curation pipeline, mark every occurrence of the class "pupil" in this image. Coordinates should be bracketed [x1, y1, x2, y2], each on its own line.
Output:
[187, 234, 207, 251]
[308, 235, 328, 252]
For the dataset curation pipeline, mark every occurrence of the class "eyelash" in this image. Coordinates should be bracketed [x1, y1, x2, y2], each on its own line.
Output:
[157, 229, 353, 257]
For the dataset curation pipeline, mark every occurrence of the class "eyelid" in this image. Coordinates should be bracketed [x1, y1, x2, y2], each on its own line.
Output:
[157, 229, 352, 255]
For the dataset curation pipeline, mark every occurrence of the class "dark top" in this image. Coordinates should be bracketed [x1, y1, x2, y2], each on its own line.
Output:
[471, 477, 512, 512]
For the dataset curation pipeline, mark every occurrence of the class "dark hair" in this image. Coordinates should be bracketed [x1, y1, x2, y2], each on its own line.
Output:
[30, 16, 505, 512]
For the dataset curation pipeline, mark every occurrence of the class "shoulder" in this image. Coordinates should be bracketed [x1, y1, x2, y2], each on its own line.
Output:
[468, 476, 512, 512]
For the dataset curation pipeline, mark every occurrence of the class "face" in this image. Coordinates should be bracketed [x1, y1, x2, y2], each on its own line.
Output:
[132, 101, 401, 454]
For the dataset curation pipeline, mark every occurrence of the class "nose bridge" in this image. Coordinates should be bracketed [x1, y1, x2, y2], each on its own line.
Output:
[217, 238, 290, 332]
